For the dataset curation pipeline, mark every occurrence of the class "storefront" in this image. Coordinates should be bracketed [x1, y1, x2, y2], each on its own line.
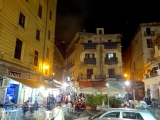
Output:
[0, 64, 58, 104]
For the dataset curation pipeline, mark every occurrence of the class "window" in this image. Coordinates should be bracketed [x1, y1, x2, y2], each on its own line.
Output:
[107, 53, 116, 59]
[88, 40, 92, 43]
[87, 69, 93, 79]
[38, 4, 42, 18]
[99, 30, 102, 34]
[108, 69, 115, 77]
[146, 28, 151, 34]
[103, 112, 120, 118]
[48, 30, 51, 40]
[92, 54, 95, 58]
[146, 39, 152, 48]
[14, 39, 22, 60]
[36, 29, 40, 40]
[34, 50, 38, 66]
[49, 10, 52, 20]
[122, 112, 144, 120]
[85, 53, 95, 58]
[19, 12, 25, 28]
[47, 48, 50, 59]
[108, 40, 112, 42]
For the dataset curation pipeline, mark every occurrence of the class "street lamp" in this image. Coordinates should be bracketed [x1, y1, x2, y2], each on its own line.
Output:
[125, 81, 136, 108]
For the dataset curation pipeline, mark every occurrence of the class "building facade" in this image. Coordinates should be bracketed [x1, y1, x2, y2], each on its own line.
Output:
[143, 35, 160, 100]
[123, 22, 160, 100]
[52, 45, 64, 86]
[65, 28, 123, 91]
[0, 0, 57, 103]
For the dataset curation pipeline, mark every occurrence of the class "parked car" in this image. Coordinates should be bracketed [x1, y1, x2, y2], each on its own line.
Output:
[74, 108, 156, 120]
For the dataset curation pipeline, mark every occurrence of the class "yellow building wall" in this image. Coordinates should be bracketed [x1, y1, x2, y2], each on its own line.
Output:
[0, 0, 57, 75]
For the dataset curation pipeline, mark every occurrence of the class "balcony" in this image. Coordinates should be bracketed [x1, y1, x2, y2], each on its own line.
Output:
[144, 31, 154, 36]
[150, 56, 160, 65]
[84, 58, 96, 64]
[82, 43, 97, 49]
[77, 74, 106, 81]
[105, 57, 118, 65]
[104, 42, 117, 49]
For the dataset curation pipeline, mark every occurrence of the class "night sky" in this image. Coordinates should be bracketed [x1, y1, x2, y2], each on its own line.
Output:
[55, 0, 160, 58]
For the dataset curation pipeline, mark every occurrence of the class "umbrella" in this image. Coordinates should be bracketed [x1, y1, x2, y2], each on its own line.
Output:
[76, 87, 99, 94]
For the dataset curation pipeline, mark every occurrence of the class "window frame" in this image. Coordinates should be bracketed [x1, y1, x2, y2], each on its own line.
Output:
[19, 12, 25, 28]
[34, 50, 39, 66]
[49, 10, 52, 20]
[14, 38, 23, 60]
[36, 29, 40, 41]
[38, 4, 42, 18]
[146, 39, 152, 48]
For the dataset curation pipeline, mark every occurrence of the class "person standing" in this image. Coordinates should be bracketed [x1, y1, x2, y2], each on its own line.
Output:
[52, 102, 65, 120]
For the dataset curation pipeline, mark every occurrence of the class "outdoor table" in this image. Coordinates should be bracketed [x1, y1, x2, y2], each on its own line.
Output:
[4, 103, 14, 110]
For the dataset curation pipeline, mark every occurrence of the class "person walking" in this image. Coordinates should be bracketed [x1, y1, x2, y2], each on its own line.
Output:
[51, 102, 65, 120]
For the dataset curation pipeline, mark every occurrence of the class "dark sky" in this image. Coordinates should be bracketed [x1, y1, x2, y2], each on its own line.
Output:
[55, 0, 160, 58]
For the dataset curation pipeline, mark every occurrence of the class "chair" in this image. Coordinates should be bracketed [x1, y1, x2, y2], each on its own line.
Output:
[45, 111, 52, 120]
[0, 108, 5, 120]
[62, 106, 68, 117]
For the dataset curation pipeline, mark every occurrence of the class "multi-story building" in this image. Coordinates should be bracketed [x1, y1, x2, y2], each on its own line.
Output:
[143, 35, 160, 100]
[0, 0, 57, 103]
[65, 28, 123, 91]
[123, 22, 160, 100]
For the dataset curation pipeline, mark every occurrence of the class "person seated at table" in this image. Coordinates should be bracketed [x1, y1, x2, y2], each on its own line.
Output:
[33, 100, 39, 110]
[22, 100, 29, 115]
[30, 100, 39, 114]
[80, 101, 85, 110]
[75, 101, 80, 110]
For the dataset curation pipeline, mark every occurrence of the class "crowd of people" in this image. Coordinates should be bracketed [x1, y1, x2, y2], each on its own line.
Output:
[21, 92, 86, 120]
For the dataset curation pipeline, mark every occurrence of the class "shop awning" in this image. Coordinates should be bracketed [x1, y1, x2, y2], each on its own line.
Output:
[43, 82, 59, 88]
[8, 76, 59, 89]
[79, 81, 91, 87]
[8, 76, 41, 88]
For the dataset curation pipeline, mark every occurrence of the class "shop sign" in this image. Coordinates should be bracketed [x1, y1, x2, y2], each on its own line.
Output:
[9, 71, 21, 77]
[30, 73, 39, 81]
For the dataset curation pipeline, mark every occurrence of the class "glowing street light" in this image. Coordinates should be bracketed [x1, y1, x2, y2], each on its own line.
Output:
[124, 73, 127, 78]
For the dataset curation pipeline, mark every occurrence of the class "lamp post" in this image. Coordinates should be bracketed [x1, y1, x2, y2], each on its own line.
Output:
[125, 81, 135, 108]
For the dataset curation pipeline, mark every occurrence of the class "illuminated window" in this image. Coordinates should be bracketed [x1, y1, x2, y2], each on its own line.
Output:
[107, 53, 116, 59]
